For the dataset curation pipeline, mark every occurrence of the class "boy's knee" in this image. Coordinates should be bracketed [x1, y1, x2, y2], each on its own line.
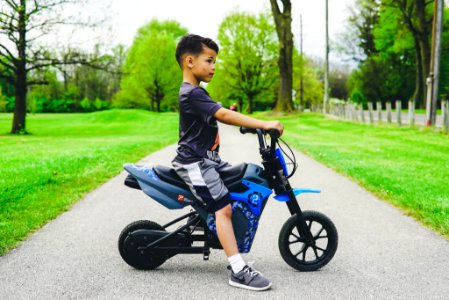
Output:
[216, 204, 232, 219]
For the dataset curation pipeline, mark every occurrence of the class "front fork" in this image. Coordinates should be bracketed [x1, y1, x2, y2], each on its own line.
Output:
[262, 154, 316, 245]
[285, 189, 315, 244]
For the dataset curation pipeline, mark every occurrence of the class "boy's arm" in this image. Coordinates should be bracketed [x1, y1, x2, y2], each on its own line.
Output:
[214, 107, 284, 135]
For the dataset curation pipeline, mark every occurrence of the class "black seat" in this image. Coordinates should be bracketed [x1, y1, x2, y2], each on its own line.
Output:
[218, 163, 248, 185]
[153, 163, 248, 189]
[153, 165, 189, 189]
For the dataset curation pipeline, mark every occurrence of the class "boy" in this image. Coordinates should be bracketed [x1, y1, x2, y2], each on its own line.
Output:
[172, 34, 283, 291]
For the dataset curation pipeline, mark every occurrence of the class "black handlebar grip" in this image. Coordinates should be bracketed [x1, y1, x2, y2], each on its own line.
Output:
[268, 129, 280, 139]
[239, 127, 258, 134]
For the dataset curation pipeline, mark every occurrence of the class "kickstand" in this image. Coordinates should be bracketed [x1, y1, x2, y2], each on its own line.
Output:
[203, 240, 210, 261]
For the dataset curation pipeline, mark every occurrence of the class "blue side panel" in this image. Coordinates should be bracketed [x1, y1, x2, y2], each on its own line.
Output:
[229, 180, 272, 216]
[207, 179, 273, 253]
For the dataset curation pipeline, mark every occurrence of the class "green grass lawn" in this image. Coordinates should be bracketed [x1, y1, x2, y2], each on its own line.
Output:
[0, 109, 178, 255]
[1, 110, 448, 256]
[267, 113, 449, 239]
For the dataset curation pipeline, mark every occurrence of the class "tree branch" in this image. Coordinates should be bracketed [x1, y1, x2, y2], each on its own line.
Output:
[3, 0, 18, 10]
[27, 80, 49, 86]
[0, 72, 15, 85]
[281, 0, 292, 13]
[0, 11, 18, 23]
[0, 55, 16, 71]
[0, 43, 16, 61]
[269, 0, 282, 29]
[27, 0, 83, 17]
[26, 19, 93, 32]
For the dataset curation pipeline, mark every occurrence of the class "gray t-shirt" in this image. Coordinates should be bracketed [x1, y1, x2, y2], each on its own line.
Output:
[173, 82, 222, 164]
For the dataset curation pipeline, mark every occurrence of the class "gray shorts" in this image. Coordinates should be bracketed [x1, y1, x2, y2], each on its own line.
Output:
[172, 159, 232, 213]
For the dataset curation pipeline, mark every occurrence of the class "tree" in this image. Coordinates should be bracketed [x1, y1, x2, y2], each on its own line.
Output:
[209, 11, 278, 113]
[439, 8, 449, 99]
[329, 63, 351, 100]
[338, 0, 381, 62]
[340, 0, 416, 104]
[0, 0, 107, 133]
[270, 0, 294, 112]
[116, 20, 187, 112]
[383, 0, 434, 108]
[53, 44, 125, 104]
[292, 51, 323, 109]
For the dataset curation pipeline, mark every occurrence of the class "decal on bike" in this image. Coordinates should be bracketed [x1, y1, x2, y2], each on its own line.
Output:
[229, 180, 272, 216]
[206, 201, 261, 253]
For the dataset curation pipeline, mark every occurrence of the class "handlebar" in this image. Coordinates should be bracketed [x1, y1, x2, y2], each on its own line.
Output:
[240, 127, 280, 158]
[240, 126, 298, 181]
[239, 127, 280, 139]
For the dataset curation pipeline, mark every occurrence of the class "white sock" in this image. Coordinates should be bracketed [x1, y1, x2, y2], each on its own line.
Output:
[228, 254, 246, 273]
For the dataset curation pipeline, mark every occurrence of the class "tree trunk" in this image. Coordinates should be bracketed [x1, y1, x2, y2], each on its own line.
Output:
[415, 0, 431, 109]
[411, 38, 424, 107]
[247, 95, 253, 114]
[154, 79, 163, 113]
[11, 1, 27, 134]
[12, 76, 27, 133]
[395, 0, 432, 109]
[419, 38, 430, 108]
[270, 0, 294, 112]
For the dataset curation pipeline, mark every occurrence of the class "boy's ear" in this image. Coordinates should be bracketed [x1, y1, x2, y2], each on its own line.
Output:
[185, 55, 194, 69]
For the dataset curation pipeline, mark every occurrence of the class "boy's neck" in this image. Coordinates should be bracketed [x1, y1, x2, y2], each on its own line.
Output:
[183, 72, 200, 86]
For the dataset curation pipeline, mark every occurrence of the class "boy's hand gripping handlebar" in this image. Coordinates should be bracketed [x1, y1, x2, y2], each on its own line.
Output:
[239, 127, 280, 138]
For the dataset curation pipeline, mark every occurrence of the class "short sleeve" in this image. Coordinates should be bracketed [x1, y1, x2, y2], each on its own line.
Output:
[188, 87, 222, 124]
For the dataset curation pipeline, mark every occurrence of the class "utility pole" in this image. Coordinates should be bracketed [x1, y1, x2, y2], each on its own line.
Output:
[426, 0, 444, 126]
[300, 14, 304, 110]
[323, 0, 330, 114]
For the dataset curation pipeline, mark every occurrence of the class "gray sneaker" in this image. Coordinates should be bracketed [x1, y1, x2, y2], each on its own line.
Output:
[228, 265, 272, 291]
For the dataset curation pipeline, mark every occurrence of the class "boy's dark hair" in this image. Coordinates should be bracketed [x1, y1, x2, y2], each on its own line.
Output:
[175, 34, 219, 67]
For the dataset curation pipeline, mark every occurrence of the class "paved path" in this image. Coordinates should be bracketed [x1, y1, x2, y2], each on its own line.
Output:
[1, 125, 449, 299]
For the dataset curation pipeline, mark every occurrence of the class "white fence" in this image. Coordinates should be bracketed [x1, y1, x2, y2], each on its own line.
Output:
[328, 100, 449, 131]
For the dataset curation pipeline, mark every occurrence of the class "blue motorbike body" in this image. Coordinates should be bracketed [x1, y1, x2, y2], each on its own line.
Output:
[124, 150, 320, 253]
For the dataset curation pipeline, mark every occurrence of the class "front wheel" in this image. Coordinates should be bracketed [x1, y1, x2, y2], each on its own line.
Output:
[279, 211, 338, 271]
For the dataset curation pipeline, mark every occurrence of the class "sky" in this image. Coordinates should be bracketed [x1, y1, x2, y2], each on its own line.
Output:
[108, 0, 355, 60]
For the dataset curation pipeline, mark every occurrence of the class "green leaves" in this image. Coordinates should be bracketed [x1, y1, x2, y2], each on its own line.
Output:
[116, 20, 187, 112]
[208, 11, 278, 113]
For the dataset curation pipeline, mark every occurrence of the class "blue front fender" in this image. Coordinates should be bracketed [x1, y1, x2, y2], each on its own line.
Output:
[273, 188, 321, 202]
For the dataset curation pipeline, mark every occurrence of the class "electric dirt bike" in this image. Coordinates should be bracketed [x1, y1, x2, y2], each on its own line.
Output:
[118, 128, 338, 271]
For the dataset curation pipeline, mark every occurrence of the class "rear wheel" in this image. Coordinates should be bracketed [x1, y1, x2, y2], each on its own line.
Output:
[118, 220, 167, 270]
[278, 211, 338, 271]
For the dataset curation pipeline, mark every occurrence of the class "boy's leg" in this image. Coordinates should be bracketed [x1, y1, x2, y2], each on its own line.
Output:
[215, 204, 239, 257]
[173, 159, 271, 290]
[215, 204, 272, 291]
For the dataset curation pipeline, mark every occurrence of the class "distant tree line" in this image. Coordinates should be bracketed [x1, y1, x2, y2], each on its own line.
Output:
[0, 45, 124, 113]
[3, 13, 331, 116]
[1, 1, 346, 133]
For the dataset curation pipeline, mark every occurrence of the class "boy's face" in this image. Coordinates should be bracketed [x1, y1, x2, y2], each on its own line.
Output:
[185, 45, 217, 83]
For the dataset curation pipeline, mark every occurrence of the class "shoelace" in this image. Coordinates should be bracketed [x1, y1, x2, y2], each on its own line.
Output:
[243, 266, 260, 277]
